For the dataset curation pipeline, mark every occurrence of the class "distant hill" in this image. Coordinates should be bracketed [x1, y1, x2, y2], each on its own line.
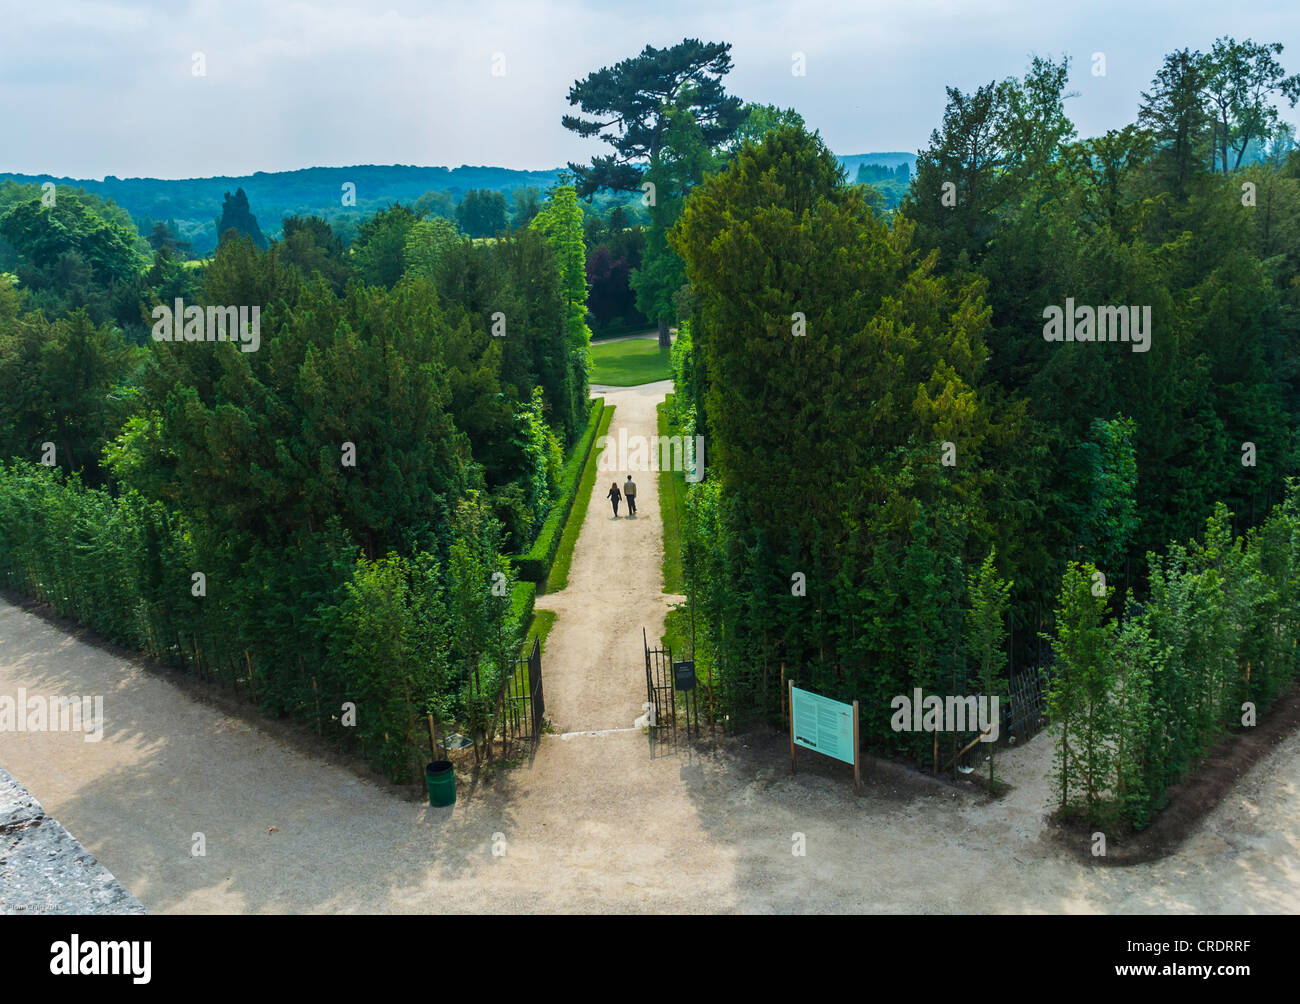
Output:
[0, 152, 917, 256]
[0, 164, 565, 255]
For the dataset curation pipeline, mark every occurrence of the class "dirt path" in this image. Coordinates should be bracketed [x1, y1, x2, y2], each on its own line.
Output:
[2, 380, 1300, 913]
[535, 380, 682, 734]
[590, 330, 666, 344]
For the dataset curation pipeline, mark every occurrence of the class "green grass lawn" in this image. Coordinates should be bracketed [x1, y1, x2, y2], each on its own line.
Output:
[590, 338, 671, 386]
[525, 608, 557, 656]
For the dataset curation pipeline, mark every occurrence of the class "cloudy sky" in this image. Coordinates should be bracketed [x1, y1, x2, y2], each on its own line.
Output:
[1, 0, 1296, 179]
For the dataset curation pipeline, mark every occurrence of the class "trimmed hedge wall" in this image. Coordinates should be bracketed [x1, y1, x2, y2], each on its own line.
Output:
[510, 580, 536, 630]
[0, 459, 545, 783]
[0, 460, 456, 782]
[514, 398, 604, 582]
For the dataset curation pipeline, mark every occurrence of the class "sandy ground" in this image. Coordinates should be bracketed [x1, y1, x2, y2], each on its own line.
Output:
[2, 381, 1299, 913]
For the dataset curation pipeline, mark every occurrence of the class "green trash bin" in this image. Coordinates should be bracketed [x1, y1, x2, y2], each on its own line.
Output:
[425, 760, 456, 807]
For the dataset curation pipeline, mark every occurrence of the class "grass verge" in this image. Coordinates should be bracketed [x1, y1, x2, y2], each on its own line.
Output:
[525, 608, 556, 656]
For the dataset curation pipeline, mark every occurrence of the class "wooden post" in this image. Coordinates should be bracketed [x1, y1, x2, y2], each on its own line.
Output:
[427, 713, 439, 759]
[852, 699, 862, 794]
[932, 731, 938, 776]
[780, 664, 787, 725]
[788, 679, 796, 776]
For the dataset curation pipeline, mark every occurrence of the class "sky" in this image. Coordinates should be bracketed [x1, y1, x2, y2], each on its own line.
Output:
[1, 0, 1296, 180]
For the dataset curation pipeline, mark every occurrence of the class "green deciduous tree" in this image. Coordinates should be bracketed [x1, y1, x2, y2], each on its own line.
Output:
[403, 217, 461, 282]
[1045, 561, 1116, 825]
[1200, 38, 1300, 174]
[351, 204, 419, 288]
[280, 215, 351, 292]
[455, 189, 508, 239]
[965, 549, 1012, 787]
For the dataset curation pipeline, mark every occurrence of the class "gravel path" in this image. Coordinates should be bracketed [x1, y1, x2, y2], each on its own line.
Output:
[536, 381, 683, 734]
[2, 381, 1298, 913]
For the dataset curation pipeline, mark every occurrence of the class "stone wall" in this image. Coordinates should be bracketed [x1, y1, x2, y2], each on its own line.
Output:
[0, 766, 145, 914]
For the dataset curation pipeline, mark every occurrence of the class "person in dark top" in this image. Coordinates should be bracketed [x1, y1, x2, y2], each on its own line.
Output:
[607, 481, 622, 517]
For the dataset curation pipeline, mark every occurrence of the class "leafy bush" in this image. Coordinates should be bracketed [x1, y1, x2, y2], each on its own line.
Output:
[322, 552, 454, 782]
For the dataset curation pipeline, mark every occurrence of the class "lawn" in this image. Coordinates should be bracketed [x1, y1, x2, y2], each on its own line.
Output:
[525, 608, 557, 656]
[589, 337, 671, 386]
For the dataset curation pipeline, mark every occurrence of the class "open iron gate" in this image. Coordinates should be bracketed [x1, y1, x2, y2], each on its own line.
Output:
[644, 628, 676, 738]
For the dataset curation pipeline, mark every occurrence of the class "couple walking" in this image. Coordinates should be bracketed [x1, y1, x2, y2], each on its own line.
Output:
[607, 475, 637, 518]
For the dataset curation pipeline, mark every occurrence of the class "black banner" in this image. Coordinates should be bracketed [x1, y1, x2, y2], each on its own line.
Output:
[1, 914, 1292, 990]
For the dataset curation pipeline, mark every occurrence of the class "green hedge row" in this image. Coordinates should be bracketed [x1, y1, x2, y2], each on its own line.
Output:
[0, 459, 519, 783]
[514, 398, 604, 582]
[510, 580, 536, 630]
[1047, 489, 1300, 829]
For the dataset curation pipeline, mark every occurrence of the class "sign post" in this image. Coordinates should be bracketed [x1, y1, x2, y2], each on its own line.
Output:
[788, 679, 796, 776]
[789, 684, 861, 793]
[673, 660, 696, 691]
[852, 700, 861, 793]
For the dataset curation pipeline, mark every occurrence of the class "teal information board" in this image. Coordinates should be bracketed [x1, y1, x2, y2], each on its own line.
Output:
[791, 686, 855, 765]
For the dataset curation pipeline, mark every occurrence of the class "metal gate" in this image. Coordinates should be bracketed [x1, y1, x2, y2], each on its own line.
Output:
[644, 628, 676, 738]
[499, 636, 545, 752]
[1003, 667, 1047, 746]
[643, 628, 708, 739]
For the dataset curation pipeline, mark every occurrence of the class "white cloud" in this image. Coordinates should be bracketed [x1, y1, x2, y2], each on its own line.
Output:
[0, 0, 1295, 177]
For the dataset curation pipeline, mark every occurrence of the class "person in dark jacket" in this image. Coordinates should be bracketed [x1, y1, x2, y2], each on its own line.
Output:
[607, 482, 622, 517]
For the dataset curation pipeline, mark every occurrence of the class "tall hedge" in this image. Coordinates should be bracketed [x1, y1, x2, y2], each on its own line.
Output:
[1047, 488, 1300, 829]
[0, 459, 516, 783]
